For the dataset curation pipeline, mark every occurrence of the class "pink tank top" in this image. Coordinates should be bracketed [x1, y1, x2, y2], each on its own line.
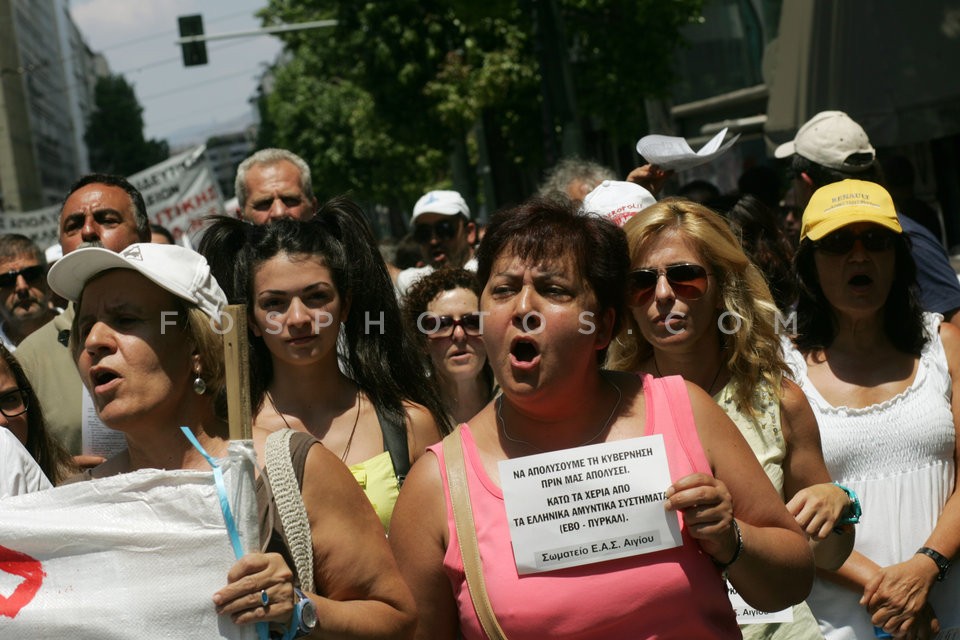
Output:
[431, 374, 740, 639]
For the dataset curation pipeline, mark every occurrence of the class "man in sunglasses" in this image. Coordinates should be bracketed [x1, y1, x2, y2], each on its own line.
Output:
[395, 190, 477, 297]
[15, 174, 150, 468]
[0, 235, 57, 351]
[775, 110, 960, 327]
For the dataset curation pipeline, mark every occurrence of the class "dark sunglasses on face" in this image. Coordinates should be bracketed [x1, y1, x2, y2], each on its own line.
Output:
[0, 264, 45, 288]
[627, 263, 711, 306]
[413, 219, 460, 243]
[813, 227, 897, 255]
[421, 313, 482, 338]
[0, 388, 28, 418]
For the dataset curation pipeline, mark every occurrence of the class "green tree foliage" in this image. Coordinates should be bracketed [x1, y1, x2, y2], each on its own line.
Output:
[256, 0, 701, 213]
[85, 74, 169, 175]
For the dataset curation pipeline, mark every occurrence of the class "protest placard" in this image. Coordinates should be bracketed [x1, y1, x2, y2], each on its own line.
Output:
[499, 434, 683, 574]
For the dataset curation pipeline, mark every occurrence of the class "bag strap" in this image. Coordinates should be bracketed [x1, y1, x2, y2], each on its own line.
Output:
[443, 428, 508, 640]
[374, 401, 411, 487]
[265, 429, 315, 593]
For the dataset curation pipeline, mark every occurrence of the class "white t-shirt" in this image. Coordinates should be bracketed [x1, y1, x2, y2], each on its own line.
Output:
[395, 257, 478, 298]
[0, 427, 52, 497]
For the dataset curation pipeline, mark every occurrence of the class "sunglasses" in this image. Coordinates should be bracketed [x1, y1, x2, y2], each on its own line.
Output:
[421, 313, 482, 338]
[813, 228, 897, 255]
[413, 219, 461, 243]
[0, 264, 45, 288]
[627, 263, 711, 306]
[0, 388, 28, 418]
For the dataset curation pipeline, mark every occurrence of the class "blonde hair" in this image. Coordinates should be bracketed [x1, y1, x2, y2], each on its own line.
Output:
[606, 198, 790, 416]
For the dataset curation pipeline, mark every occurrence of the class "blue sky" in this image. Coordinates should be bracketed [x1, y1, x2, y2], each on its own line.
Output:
[70, 0, 283, 146]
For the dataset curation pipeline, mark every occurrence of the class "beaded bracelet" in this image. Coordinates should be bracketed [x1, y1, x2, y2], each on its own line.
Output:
[713, 518, 744, 578]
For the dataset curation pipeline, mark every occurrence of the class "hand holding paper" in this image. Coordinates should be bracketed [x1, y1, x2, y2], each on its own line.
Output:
[636, 128, 740, 172]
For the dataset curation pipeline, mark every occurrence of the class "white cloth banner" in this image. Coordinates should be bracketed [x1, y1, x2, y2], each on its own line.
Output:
[0, 205, 61, 251]
[128, 144, 226, 245]
[0, 441, 260, 639]
[10, 145, 225, 252]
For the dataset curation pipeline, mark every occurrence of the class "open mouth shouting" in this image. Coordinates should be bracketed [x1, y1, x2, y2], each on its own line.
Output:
[89, 366, 121, 394]
[510, 337, 541, 371]
[848, 273, 873, 289]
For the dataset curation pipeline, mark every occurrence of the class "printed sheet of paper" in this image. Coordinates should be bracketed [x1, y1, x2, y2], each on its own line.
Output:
[81, 386, 126, 458]
[499, 434, 682, 574]
[728, 581, 794, 624]
[636, 128, 740, 171]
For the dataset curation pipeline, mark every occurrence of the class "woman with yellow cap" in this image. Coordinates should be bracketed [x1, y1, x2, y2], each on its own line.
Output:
[784, 179, 960, 639]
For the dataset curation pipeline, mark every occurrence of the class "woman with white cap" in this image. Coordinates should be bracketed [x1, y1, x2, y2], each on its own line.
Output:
[48, 242, 415, 639]
[784, 179, 960, 639]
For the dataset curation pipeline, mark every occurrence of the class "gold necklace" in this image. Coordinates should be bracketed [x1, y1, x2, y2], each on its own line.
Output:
[267, 387, 362, 462]
[497, 373, 622, 453]
[652, 356, 725, 396]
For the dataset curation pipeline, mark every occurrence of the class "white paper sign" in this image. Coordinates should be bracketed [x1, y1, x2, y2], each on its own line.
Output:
[728, 581, 794, 624]
[80, 385, 126, 458]
[636, 128, 741, 171]
[499, 434, 682, 574]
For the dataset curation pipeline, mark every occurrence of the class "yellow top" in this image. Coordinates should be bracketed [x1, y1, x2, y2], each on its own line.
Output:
[714, 379, 786, 497]
[715, 380, 823, 640]
[349, 450, 401, 531]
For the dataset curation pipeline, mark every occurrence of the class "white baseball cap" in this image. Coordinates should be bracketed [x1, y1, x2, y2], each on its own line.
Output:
[48, 243, 227, 322]
[411, 190, 470, 222]
[582, 180, 657, 227]
[44, 243, 63, 264]
[774, 110, 875, 171]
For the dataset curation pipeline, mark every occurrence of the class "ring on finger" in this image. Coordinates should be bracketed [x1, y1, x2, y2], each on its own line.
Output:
[260, 589, 270, 608]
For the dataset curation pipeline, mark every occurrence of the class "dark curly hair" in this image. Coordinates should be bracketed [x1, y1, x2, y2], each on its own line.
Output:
[718, 195, 797, 311]
[198, 196, 451, 435]
[793, 233, 927, 355]
[402, 268, 481, 341]
[401, 268, 495, 394]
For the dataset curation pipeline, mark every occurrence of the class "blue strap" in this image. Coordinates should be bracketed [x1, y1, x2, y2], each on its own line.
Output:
[180, 427, 269, 640]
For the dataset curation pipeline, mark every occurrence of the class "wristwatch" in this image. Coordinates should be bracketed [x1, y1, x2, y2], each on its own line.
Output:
[917, 546, 951, 582]
[833, 482, 862, 525]
[291, 588, 318, 638]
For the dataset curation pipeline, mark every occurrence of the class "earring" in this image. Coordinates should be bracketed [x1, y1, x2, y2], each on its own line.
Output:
[193, 374, 207, 395]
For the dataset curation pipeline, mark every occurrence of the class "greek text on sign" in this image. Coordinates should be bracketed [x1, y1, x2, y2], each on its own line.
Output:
[728, 581, 793, 624]
[499, 434, 682, 574]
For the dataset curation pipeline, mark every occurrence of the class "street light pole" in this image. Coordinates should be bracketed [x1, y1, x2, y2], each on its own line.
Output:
[174, 19, 338, 46]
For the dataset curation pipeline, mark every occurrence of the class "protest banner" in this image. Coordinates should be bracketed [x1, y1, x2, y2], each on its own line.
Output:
[0, 205, 60, 251]
[4, 145, 224, 251]
[129, 144, 226, 245]
[0, 441, 260, 639]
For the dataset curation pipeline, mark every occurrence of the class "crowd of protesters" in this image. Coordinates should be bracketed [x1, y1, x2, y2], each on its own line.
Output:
[2, 110, 958, 640]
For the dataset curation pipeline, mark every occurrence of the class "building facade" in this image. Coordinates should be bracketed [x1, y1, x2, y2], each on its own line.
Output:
[0, 0, 103, 210]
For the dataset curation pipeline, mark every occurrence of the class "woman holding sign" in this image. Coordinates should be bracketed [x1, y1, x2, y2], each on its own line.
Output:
[390, 199, 813, 639]
[607, 198, 855, 639]
[48, 243, 415, 639]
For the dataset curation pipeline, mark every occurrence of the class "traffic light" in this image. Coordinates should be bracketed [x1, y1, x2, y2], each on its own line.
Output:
[178, 14, 208, 67]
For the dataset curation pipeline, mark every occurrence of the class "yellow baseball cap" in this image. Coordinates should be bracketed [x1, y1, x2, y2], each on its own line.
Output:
[800, 179, 902, 242]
